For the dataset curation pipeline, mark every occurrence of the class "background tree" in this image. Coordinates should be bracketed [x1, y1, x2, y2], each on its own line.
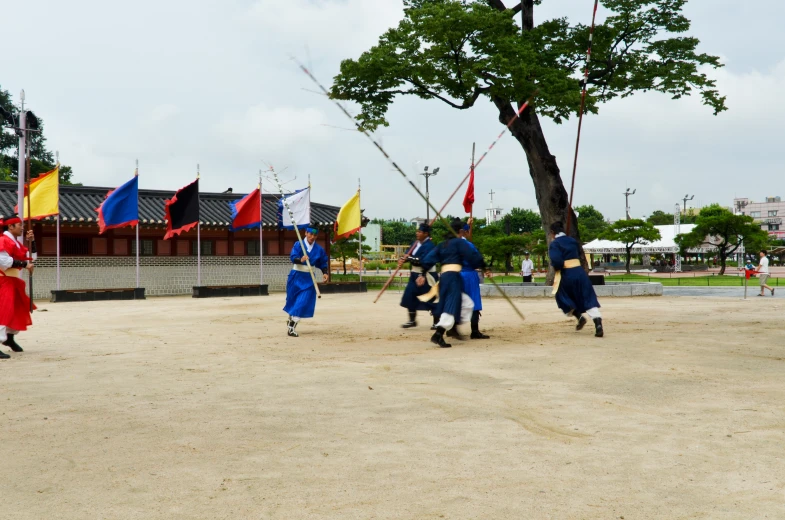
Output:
[0, 85, 76, 184]
[331, 232, 373, 275]
[574, 204, 608, 243]
[647, 209, 696, 225]
[491, 207, 540, 235]
[602, 219, 661, 273]
[675, 204, 768, 275]
[331, 0, 725, 259]
[378, 219, 418, 245]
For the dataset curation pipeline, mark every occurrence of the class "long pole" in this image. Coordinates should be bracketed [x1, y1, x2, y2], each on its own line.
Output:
[358, 178, 362, 282]
[56, 151, 61, 290]
[470, 142, 475, 239]
[135, 159, 140, 288]
[259, 170, 264, 286]
[25, 125, 33, 311]
[17, 91, 25, 219]
[565, 0, 600, 236]
[425, 174, 430, 221]
[196, 164, 201, 287]
[272, 170, 321, 298]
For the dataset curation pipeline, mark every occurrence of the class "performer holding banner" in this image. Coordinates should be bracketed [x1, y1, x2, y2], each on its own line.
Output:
[548, 221, 604, 337]
[283, 227, 329, 337]
[0, 217, 36, 358]
[399, 223, 439, 328]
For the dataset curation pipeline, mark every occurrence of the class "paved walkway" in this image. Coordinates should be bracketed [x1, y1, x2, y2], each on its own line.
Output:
[663, 286, 783, 299]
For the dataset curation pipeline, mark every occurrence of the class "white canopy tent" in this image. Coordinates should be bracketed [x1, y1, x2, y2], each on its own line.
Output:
[583, 225, 718, 255]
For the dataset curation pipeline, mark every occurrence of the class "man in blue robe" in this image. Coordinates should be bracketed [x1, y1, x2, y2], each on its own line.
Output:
[456, 221, 490, 339]
[418, 219, 489, 348]
[399, 223, 439, 328]
[283, 228, 329, 337]
[548, 221, 604, 337]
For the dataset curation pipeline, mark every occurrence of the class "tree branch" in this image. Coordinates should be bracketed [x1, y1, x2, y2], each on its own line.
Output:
[487, 0, 509, 11]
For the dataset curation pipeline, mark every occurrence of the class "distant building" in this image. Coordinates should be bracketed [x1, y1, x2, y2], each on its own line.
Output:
[485, 189, 504, 223]
[734, 196, 785, 239]
[362, 223, 382, 252]
[409, 217, 427, 227]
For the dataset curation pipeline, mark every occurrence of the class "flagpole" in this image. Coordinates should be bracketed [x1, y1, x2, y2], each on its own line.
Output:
[56, 151, 61, 291]
[196, 164, 201, 287]
[470, 142, 475, 239]
[357, 178, 362, 282]
[25, 122, 34, 311]
[135, 159, 140, 289]
[17, 91, 25, 221]
[259, 169, 264, 286]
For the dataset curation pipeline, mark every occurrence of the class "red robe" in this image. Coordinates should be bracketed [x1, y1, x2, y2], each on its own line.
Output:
[0, 233, 34, 332]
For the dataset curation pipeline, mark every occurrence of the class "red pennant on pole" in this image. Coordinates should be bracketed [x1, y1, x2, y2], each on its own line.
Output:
[462, 166, 475, 214]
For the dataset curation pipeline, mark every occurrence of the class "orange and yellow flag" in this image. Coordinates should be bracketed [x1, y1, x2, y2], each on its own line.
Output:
[333, 190, 361, 240]
[16, 165, 60, 219]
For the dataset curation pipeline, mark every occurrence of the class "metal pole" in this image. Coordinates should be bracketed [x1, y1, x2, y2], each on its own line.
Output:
[358, 178, 362, 283]
[470, 142, 475, 239]
[25, 122, 33, 311]
[17, 90, 25, 219]
[425, 174, 430, 221]
[259, 170, 264, 285]
[135, 159, 140, 289]
[56, 151, 61, 290]
[196, 164, 201, 287]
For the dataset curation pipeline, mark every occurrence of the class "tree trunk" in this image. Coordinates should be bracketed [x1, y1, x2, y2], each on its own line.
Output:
[493, 97, 584, 284]
[342, 256, 347, 275]
[626, 247, 632, 274]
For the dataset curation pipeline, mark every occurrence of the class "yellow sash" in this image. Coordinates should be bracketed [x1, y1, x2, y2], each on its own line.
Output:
[417, 264, 463, 303]
[551, 259, 582, 296]
[2, 268, 20, 278]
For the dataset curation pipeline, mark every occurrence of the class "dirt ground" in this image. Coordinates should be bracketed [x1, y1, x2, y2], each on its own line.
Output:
[2, 293, 784, 519]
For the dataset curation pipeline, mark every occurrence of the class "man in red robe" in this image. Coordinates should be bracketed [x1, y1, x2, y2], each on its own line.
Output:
[0, 216, 35, 359]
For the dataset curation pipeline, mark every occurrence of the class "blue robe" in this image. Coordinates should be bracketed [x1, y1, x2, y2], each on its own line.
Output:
[421, 237, 485, 319]
[460, 238, 482, 311]
[549, 235, 600, 315]
[283, 240, 329, 319]
[400, 238, 439, 312]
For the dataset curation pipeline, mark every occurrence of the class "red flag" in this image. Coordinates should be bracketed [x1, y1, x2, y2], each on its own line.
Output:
[462, 166, 475, 213]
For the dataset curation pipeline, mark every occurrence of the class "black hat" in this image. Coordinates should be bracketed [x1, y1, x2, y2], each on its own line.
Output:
[450, 218, 464, 234]
[418, 223, 431, 233]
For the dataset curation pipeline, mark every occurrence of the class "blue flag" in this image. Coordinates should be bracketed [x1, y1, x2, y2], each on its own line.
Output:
[96, 176, 139, 234]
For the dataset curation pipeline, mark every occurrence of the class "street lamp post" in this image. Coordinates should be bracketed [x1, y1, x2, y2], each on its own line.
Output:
[624, 188, 636, 219]
[421, 166, 440, 221]
[683, 194, 695, 213]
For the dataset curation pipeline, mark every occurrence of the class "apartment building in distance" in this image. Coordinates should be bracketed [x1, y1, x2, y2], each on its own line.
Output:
[734, 196, 785, 240]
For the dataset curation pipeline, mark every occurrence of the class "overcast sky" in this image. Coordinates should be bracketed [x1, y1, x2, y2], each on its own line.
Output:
[4, 0, 784, 222]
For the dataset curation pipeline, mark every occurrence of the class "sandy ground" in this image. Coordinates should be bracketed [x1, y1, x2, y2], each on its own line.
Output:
[2, 292, 785, 519]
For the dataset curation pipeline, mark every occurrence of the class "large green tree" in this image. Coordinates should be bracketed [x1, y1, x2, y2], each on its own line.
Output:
[331, 0, 725, 264]
[0, 85, 75, 184]
[647, 209, 696, 225]
[602, 218, 661, 273]
[574, 204, 607, 242]
[676, 204, 768, 275]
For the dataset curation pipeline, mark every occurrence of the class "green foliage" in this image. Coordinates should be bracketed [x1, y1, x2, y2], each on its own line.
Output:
[602, 218, 661, 273]
[574, 204, 608, 242]
[379, 220, 418, 245]
[499, 207, 541, 234]
[330, 231, 373, 275]
[0, 85, 76, 184]
[676, 204, 769, 274]
[647, 209, 696, 225]
[331, 0, 725, 133]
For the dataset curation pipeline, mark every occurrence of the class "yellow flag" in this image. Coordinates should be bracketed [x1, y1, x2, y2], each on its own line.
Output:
[333, 190, 361, 240]
[18, 165, 60, 219]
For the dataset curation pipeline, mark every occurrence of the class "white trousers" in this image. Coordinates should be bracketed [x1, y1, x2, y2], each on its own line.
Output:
[290, 316, 301, 323]
[436, 293, 475, 330]
[566, 307, 601, 319]
[0, 326, 20, 344]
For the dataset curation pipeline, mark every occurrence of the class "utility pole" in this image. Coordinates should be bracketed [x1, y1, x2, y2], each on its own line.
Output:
[421, 166, 439, 221]
[17, 90, 26, 217]
[682, 194, 695, 213]
[624, 188, 636, 219]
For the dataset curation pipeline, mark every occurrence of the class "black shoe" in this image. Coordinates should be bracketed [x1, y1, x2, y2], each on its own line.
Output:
[401, 321, 417, 329]
[576, 316, 587, 331]
[593, 318, 604, 338]
[287, 319, 299, 338]
[470, 330, 490, 339]
[3, 334, 23, 352]
[430, 327, 452, 348]
[446, 327, 465, 341]
[430, 325, 438, 330]
[0, 350, 9, 359]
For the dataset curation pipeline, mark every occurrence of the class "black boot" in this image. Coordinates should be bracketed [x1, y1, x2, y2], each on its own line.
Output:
[430, 327, 452, 348]
[593, 318, 604, 338]
[401, 311, 417, 329]
[287, 318, 299, 337]
[576, 315, 587, 331]
[0, 350, 9, 359]
[3, 334, 23, 352]
[470, 311, 489, 339]
[446, 325, 465, 341]
[430, 313, 439, 330]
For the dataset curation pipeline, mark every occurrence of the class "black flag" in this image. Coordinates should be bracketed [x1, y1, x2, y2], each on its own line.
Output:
[164, 178, 199, 239]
